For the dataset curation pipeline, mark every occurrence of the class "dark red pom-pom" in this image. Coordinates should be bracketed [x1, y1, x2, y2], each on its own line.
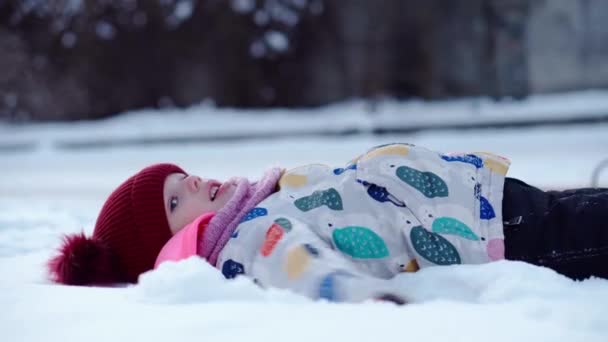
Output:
[47, 233, 118, 285]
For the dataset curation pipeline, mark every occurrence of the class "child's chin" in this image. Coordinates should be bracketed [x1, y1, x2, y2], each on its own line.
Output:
[217, 194, 235, 208]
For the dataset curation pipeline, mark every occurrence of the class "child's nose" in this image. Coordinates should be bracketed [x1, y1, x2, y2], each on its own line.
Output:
[185, 175, 202, 191]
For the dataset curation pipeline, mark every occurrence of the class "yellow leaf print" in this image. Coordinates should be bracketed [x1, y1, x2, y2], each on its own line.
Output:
[285, 246, 311, 279]
[402, 259, 419, 273]
[279, 173, 308, 188]
[360, 144, 409, 162]
[473, 152, 511, 175]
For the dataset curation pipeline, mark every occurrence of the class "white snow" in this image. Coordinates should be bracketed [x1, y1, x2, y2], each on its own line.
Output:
[1, 91, 608, 341]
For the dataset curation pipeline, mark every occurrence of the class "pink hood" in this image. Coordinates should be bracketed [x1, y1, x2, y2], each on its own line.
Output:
[154, 212, 215, 268]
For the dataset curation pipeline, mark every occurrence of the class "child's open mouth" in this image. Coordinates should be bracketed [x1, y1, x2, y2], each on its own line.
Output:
[209, 182, 221, 201]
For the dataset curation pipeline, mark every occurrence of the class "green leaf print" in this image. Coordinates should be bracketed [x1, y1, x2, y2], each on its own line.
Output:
[274, 217, 293, 232]
[432, 217, 479, 241]
[294, 188, 344, 212]
[332, 226, 389, 259]
[396, 166, 448, 198]
[410, 226, 461, 265]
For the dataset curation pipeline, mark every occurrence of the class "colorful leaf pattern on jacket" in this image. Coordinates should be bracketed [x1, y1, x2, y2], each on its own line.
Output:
[410, 226, 461, 265]
[483, 158, 509, 175]
[241, 207, 268, 222]
[332, 226, 389, 259]
[294, 188, 343, 212]
[221, 259, 245, 279]
[319, 273, 336, 301]
[479, 196, 496, 220]
[261, 223, 284, 256]
[217, 143, 508, 303]
[432, 217, 479, 241]
[285, 245, 311, 279]
[279, 173, 308, 188]
[333, 164, 357, 175]
[274, 217, 293, 231]
[359, 144, 410, 161]
[441, 154, 483, 168]
[396, 166, 449, 198]
[474, 183, 496, 219]
[402, 259, 419, 272]
[303, 243, 320, 256]
[366, 184, 406, 207]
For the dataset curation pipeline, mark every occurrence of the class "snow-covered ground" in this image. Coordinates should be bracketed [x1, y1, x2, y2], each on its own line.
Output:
[2, 92, 608, 342]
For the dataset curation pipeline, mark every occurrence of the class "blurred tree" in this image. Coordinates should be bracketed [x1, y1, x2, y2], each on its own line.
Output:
[0, 0, 607, 121]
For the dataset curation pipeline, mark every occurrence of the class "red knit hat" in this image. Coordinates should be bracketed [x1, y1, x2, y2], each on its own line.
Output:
[48, 163, 185, 285]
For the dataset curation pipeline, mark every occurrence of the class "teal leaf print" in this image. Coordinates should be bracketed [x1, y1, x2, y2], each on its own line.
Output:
[410, 226, 461, 265]
[274, 217, 293, 231]
[332, 226, 389, 259]
[294, 188, 344, 212]
[432, 217, 479, 241]
[396, 166, 448, 198]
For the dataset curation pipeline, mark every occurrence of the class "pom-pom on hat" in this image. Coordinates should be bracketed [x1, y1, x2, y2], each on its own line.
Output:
[48, 163, 185, 285]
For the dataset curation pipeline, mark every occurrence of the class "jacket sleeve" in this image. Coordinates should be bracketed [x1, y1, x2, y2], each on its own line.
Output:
[247, 216, 406, 304]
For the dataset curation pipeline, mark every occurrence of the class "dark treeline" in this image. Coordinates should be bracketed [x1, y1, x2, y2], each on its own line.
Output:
[1, 0, 607, 121]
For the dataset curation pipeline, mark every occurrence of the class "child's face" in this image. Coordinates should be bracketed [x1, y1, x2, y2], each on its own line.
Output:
[163, 172, 237, 235]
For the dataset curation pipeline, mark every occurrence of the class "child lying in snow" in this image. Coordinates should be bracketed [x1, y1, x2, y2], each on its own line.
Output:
[48, 143, 608, 303]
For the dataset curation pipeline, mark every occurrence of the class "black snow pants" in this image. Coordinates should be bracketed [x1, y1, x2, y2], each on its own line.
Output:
[502, 177, 608, 280]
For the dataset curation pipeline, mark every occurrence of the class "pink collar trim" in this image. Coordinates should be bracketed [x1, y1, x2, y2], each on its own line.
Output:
[154, 212, 215, 268]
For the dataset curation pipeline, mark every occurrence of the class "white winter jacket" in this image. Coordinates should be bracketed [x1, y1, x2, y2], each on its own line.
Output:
[217, 143, 511, 302]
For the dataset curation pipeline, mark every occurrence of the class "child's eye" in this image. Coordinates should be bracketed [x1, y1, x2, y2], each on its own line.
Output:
[170, 196, 178, 212]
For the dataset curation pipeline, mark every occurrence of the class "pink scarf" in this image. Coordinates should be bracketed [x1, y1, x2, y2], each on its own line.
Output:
[199, 167, 282, 266]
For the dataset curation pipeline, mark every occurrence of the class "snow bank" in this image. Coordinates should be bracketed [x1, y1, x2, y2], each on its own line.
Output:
[4, 255, 608, 342]
[2, 89, 607, 150]
[134, 257, 308, 304]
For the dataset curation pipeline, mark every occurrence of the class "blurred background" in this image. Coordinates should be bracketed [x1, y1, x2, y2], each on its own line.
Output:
[0, 0, 607, 200]
[1, 0, 608, 121]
